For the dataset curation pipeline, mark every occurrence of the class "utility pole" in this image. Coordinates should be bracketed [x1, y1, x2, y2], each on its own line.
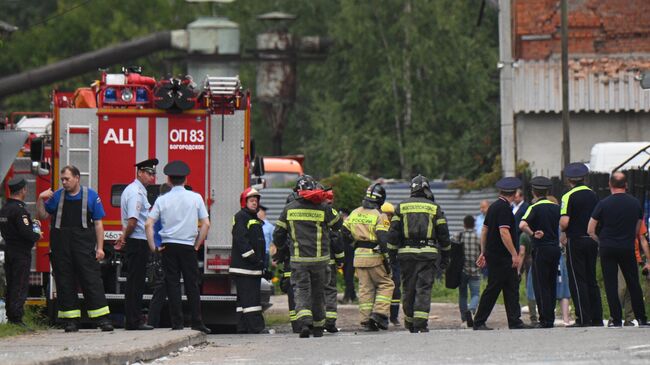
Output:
[561, 0, 571, 167]
[498, 0, 516, 176]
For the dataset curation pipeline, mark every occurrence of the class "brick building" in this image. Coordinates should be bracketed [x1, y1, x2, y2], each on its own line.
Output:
[503, 0, 650, 176]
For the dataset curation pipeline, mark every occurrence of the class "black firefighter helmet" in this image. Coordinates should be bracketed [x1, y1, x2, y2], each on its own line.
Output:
[364, 183, 386, 207]
[410, 174, 434, 200]
[294, 174, 317, 191]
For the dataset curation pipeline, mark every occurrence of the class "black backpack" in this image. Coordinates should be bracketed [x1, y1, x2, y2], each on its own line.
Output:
[445, 232, 466, 289]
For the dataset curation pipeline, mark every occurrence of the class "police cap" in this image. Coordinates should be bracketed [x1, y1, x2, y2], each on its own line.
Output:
[530, 176, 552, 189]
[564, 162, 589, 178]
[163, 160, 190, 177]
[495, 177, 522, 193]
[135, 158, 158, 174]
[8, 177, 26, 194]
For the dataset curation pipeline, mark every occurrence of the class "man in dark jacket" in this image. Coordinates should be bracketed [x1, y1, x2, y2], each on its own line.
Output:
[273, 175, 343, 338]
[0, 178, 41, 327]
[229, 187, 267, 334]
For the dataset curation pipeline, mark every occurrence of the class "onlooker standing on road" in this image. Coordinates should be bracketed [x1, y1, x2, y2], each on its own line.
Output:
[116, 158, 157, 331]
[519, 177, 561, 328]
[0, 178, 41, 328]
[144, 160, 211, 334]
[455, 215, 481, 327]
[560, 162, 603, 327]
[471, 177, 527, 330]
[37, 165, 113, 332]
[588, 172, 648, 327]
[475, 200, 489, 237]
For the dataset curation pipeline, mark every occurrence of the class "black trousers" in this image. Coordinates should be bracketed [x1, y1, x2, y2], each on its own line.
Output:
[600, 246, 647, 324]
[124, 238, 149, 327]
[50, 227, 109, 321]
[4, 249, 31, 323]
[473, 257, 523, 328]
[390, 260, 402, 321]
[147, 282, 167, 328]
[233, 275, 265, 333]
[343, 244, 356, 300]
[566, 237, 603, 325]
[399, 258, 435, 329]
[324, 263, 338, 325]
[292, 263, 328, 329]
[286, 277, 299, 333]
[161, 243, 203, 328]
[531, 246, 561, 327]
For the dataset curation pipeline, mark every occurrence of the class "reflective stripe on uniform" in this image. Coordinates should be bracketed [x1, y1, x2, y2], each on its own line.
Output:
[313, 319, 326, 327]
[326, 311, 337, 319]
[387, 243, 398, 250]
[247, 219, 261, 229]
[404, 316, 413, 322]
[296, 309, 313, 319]
[397, 246, 438, 254]
[275, 220, 287, 229]
[334, 252, 345, 259]
[375, 295, 392, 304]
[88, 306, 110, 318]
[229, 267, 263, 275]
[289, 310, 297, 320]
[283, 271, 292, 278]
[242, 249, 255, 258]
[291, 255, 330, 263]
[400, 202, 437, 215]
[236, 307, 243, 312]
[58, 309, 81, 318]
[328, 213, 341, 227]
[522, 199, 556, 220]
[316, 224, 322, 258]
[287, 209, 325, 222]
[436, 218, 446, 225]
[290, 221, 299, 257]
[560, 185, 591, 215]
[243, 306, 262, 313]
[391, 215, 401, 222]
[414, 311, 429, 319]
[359, 303, 374, 309]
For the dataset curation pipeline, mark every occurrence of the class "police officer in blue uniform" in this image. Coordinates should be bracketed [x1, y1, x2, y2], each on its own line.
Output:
[559, 162, 603, 327]
[117, 158, 158, 330]
[471, 177, 528, 330]
[0, 178, 41, 327]
[144, 160, 211, 334]
[37, 165, 113, 332]
[519, 176, 561, 328]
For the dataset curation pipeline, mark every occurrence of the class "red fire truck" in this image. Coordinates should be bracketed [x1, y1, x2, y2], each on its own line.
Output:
[3, 68, 270, 327]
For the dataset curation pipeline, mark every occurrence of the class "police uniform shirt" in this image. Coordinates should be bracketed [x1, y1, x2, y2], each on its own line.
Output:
[484, 196, 516, 261]
[44, 188, 106, 225]
[560, 184, 598, 238]
[120, 179, 151, 240]
[521, 198, 561, 246]
[148, 186, 208, 245]
[0, 198, 40, 253]
[591, 193, 643, 249]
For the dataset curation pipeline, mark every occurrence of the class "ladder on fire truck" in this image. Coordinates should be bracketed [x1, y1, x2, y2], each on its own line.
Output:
[203, 76, 241, 95]
[64, 124, 92, 187]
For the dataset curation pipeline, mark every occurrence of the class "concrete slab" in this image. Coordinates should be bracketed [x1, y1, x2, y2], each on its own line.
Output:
[0, 328, 206, 365]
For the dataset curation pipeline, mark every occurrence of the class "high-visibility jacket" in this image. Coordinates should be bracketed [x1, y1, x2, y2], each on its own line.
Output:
[388, 196, 451, 260]
[273, 198, 342, 265]
[342, 206, 390, 268]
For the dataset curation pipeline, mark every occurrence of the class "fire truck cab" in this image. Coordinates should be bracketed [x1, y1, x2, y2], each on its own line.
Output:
[9, 68, 271, 327]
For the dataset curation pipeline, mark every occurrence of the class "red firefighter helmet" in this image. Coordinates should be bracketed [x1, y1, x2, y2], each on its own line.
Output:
[240, 187, 261, 208]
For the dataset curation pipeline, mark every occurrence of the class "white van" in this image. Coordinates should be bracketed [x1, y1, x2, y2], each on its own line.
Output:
[589, 142, 650, 173]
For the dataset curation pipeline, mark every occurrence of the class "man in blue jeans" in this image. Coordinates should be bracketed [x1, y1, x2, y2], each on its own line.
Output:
[457, 215, 481, 327]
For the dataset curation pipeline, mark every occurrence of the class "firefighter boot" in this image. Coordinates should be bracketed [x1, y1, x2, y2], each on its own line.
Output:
[362, 320, 379, 332]
[291, 320, 301, 334]
[324, 320, 339, 333]
[299, 325, 311, 338]
[64, 320, 79, 333]
[97, 316, 114, 332]
[370, 313, 389, 330]
[312, 327, 324, 338]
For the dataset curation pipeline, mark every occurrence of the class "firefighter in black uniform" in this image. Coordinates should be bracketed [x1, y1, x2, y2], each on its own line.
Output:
[229, 187, 267, 334]
[559, 162, 603, 327]
[0, 178, 41, 327]
[471, 177, 527, 330]
[388, 175, 451, 333]
[273, 175, 343, 338]
[519, 176, 561, 328]
[37, 165, 113, 332]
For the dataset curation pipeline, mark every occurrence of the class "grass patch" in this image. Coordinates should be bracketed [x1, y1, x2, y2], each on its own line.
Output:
[264, 311, 290, 326]
[0, 305, 49, 338]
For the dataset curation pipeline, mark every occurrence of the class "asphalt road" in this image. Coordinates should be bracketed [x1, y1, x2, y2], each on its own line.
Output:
[151, 326, 650, 365]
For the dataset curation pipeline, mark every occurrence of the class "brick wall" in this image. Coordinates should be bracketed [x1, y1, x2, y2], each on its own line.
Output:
[515, 0, 650, 59]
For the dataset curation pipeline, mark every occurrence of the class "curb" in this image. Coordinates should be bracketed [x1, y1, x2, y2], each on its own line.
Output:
[29, 332, 206, 365]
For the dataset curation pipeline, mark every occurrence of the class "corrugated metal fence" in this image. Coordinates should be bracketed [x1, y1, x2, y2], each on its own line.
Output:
[260, 187, 497, 234]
